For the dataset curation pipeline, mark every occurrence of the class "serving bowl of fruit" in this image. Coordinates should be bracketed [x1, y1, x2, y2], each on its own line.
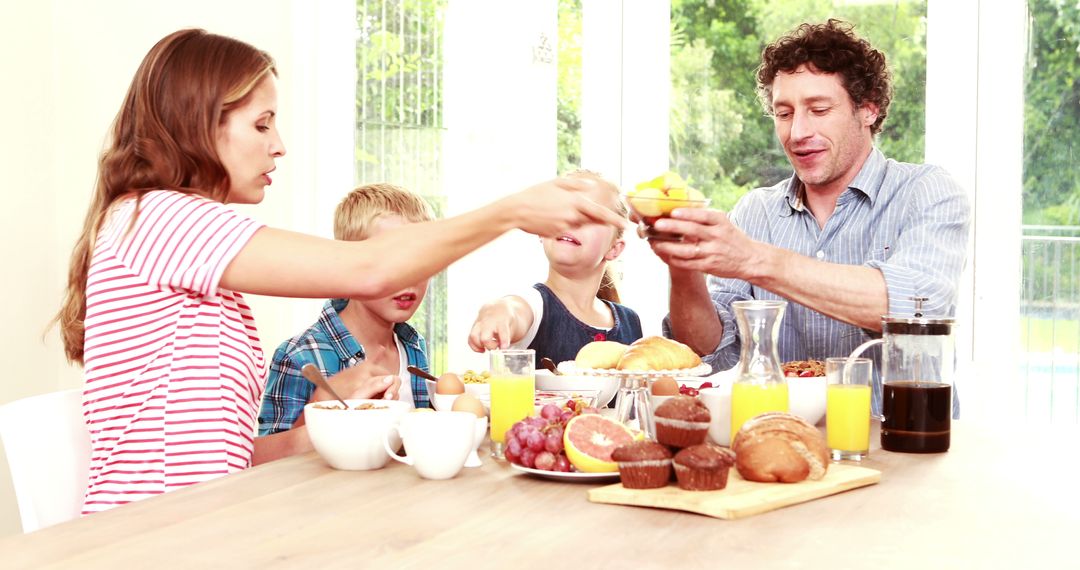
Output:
[626, 171, 709, 241]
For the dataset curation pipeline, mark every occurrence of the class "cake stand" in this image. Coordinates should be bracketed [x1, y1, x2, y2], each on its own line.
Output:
[556, 362, 712, 438]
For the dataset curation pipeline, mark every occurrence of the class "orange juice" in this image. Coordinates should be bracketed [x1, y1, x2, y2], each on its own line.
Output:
[730, 382, 789, 438]
[489, 374, 535, 443]
[826, 384, 871, 454]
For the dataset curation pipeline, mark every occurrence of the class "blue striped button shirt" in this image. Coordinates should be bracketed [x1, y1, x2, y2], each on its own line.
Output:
[670, 148, 970, 416]
[258, 299, 430, 435]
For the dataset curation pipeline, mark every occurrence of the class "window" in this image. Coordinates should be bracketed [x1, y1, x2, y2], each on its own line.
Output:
[1020, 0, 1080, 423]
[356, 0, 449, 373]
[668, 0, 928, 210]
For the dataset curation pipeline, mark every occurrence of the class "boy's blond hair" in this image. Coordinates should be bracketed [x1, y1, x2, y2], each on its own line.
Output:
[334, 183, 435, 241]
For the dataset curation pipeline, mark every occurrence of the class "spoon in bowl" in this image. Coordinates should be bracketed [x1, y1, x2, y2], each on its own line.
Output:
[406, 365, 440, 383]
[301, 363, 350, 410]
[539, 357, 563, 376]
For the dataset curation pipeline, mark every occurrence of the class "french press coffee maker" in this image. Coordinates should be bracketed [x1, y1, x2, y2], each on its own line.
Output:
[848, 297, 955, 453]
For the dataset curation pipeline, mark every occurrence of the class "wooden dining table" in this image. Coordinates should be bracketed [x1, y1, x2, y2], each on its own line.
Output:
[3, 420, 1077, 568]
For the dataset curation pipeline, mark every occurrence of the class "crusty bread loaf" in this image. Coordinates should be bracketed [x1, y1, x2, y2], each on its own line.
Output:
[731, 412, 828, 483]
[574, 341, 629, 369]
[615, 336, 702, 371]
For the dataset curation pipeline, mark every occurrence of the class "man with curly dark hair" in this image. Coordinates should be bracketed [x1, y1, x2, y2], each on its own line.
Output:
[649, 19, 969, 418]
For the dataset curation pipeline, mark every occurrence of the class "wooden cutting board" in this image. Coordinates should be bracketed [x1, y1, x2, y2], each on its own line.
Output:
[588, 463, 881, 520]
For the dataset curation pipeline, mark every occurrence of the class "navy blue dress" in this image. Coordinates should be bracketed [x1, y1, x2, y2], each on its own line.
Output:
[527, 283, 643, 367]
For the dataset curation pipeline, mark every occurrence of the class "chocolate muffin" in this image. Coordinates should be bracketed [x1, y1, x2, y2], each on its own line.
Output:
[612, 440, 673, 489]
[653, 395, 710, 448]
[673, 443, 736, 491]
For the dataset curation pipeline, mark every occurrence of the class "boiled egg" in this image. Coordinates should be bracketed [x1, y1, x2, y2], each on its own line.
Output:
[451, 394, 487, 418]
[435, 372, 465, 395]
[651, 376, 679, 396]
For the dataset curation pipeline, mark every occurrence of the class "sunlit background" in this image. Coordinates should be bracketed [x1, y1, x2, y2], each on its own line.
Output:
[1, 0, 1076, 536]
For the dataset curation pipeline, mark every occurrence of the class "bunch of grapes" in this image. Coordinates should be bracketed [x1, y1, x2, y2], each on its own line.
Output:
[505, 399, 599, 472]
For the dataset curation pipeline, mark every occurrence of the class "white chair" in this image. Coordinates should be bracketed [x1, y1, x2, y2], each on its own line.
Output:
[0, 388, 90, 533]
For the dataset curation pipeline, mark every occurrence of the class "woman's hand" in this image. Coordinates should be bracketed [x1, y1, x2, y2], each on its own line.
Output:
[504, 177, 626, 238]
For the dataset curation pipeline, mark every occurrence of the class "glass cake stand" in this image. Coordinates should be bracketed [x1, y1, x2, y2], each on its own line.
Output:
[558, 363, 712, 438]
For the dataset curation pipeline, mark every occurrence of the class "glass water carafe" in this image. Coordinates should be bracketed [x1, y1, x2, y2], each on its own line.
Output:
[729, 300, 790, 438]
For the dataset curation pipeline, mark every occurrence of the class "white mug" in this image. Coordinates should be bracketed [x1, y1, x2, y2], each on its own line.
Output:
[699, 383, 734, 446]
[384, 411, 475, 479]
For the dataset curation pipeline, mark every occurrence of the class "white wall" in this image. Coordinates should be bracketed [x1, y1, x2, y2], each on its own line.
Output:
[443, 0, 558, 373]
[581, 0, 671, 337]
[0, 0, 354, 536]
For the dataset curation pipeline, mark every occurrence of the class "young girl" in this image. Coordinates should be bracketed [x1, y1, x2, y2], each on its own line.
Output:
[56, 29, 622, 514]
[468, 171, 643, 366]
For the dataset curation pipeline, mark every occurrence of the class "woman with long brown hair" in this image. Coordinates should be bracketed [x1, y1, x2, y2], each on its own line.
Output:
[57, 28, 622, 514]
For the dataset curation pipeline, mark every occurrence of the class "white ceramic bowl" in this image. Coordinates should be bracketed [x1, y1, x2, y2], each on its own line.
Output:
[304, 399, 411, 470]
[534, 370, 620, 408]
[788, 375, 827, 426]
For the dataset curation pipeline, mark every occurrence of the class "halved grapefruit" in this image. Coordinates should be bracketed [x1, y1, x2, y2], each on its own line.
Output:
[563, 414, 639, 473]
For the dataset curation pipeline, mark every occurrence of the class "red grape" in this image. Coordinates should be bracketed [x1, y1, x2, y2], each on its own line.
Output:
[540, 404, 561, 420]
[526, 431, 545, 452]
[534, 451, 556, 471]
[544, 433, 562, 454]
[507, 437, 523, 457]
[520, 448, 537, 468]
[554, 454, 571, 472]
[505, 447, 520, 464]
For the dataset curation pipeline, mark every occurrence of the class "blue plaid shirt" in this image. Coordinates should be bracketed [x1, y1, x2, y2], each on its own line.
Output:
[258, 299, 430, 435]
[665, 149, 970, 417]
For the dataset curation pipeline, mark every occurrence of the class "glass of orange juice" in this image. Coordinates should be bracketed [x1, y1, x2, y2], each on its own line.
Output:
[826, 356, 873, 461]
[489, 349, 536, 460]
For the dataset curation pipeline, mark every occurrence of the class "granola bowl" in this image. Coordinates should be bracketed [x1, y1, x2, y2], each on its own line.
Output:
[304, 399, 411, 470]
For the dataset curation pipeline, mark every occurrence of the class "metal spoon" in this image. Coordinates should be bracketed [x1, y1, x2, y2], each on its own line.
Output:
[301, 363, 350, 410]
[540, 357, 563, 376]
[406, 365, 440, 383]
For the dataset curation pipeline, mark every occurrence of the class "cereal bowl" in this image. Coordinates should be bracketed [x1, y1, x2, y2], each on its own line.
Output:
[304, 399, 412, 470]
[787, 375, 827, 426]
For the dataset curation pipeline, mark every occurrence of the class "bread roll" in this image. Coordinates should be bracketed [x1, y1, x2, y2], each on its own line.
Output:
[615, 336, 702, 371]
[574, 341, 629, 369]
[731, 412, 828, 483]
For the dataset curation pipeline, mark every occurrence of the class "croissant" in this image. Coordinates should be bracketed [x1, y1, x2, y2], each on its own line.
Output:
[615, 336, 702, 371]
[574, 341, 629, 369]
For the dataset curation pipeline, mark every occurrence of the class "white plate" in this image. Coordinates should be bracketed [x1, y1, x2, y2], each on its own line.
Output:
[508, 463, 621, 483]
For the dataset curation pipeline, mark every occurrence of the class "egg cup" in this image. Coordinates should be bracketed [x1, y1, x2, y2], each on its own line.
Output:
[463, 416, 488, 468]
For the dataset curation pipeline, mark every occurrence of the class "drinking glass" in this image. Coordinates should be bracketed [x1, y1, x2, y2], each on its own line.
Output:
[826, 357, 872, 461]
[488, 349, 535, 459]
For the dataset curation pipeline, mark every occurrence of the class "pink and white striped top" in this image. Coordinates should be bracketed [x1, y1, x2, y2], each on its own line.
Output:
[81, 190, 265, 514]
